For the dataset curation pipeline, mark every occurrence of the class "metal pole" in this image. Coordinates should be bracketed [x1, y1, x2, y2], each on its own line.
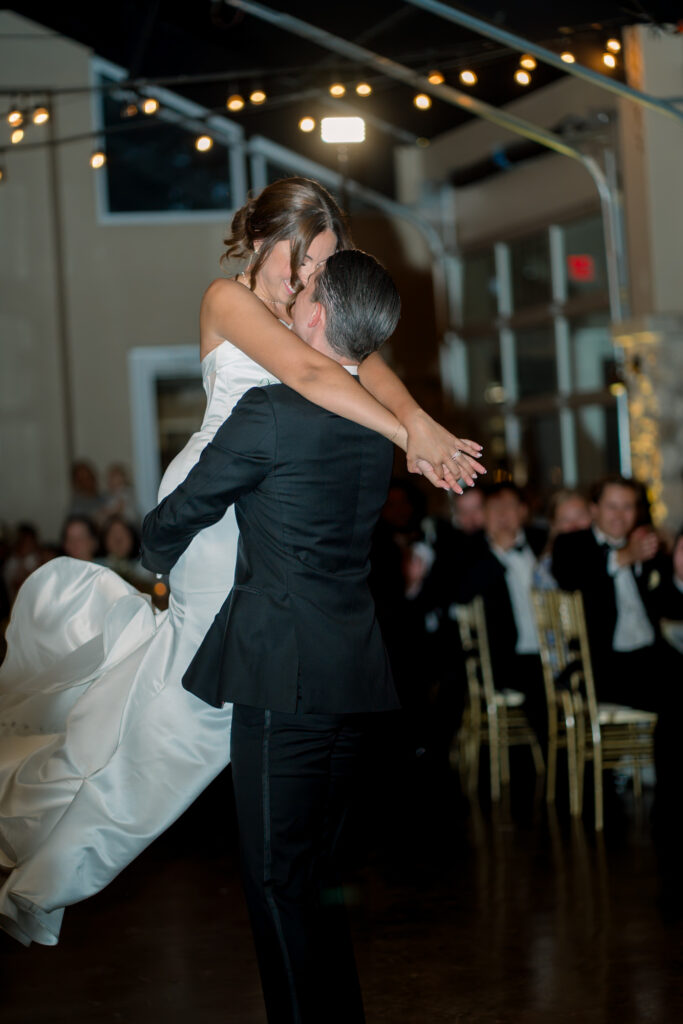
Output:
[404, 0, 683, 126]
[46, 94, 75, 469]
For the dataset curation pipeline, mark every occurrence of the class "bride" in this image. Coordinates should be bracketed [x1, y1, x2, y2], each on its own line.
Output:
[0, 177, 483, 946]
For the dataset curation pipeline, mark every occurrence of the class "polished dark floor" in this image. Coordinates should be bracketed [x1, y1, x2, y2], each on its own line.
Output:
[3, 753, 683, 1024]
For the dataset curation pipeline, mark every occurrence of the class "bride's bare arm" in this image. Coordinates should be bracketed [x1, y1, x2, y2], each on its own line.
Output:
[201, 279, 478, 492]
[358, 351, 485, 488]
[201, 277, 409, 438]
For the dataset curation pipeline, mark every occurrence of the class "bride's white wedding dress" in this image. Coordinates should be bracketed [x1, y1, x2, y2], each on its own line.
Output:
[0, 340, 278, 946]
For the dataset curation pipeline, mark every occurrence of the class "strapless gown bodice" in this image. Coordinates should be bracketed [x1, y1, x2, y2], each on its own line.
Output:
[157, 342, 278, 599]
[0, 338, 277, 946]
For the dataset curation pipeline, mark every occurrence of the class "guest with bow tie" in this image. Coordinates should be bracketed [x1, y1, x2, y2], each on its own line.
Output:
[552, 475, 683, 856]
[454, 481, 548, 747]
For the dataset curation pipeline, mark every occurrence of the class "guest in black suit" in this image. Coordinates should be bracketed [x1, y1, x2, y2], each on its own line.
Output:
[551, 475, 683, 711]
[142, 251, 403, 1024]
[552, 475, 683, 833]
[455, 481, 548, 745]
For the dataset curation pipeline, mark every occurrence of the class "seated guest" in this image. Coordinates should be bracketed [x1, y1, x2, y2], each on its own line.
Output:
[552, 475, 683, 832]
[60, 515, 101, 562]
[661, 529, 683, 655]
[99, 463, 140, 526]
[2, 523, 48, 605]
[67, 460, 104, 521]
[451, 486, 485, 537]
[455, 481, 548, 745]
[551, 475, 683, 710]
[100, 515, 154, 590]
[534, 489, 592, 590]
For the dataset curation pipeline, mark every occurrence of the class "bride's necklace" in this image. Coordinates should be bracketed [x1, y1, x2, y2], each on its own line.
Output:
[237, 271, 287, 319]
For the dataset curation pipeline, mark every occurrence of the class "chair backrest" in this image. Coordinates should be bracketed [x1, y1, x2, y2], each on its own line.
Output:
[531, 588, 567, 713]
[453, 596, 497, 708]
[548, 590, 601, 726]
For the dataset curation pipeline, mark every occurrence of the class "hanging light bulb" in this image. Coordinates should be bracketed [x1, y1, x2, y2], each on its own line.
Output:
[32, 106, 50, 124]
[519, 55, 537, 70]
[195, 134, 214, 151]
[514, 69, 531, 86]
[329, 83, 346, 97]
[606, 38, 621, 53]
[142, 97, 159, 115]
[8, 108, 23, 127]
[299, 116, 316, 133]
[602, 52, 617, 68]
[356, 82, 372, 96]
[10, 128, 24, 144]
[459, 70, 477, 86]
[427, 70, 445, 85]
[226, 94, 245, 112]
[90, 150, 106, 169]
[249, 89, 267, 105]
[0, 164, 5, 184]
[413, 93, 432, 110]
[560, 52, 576, 64]
[122, 102, 138, 118]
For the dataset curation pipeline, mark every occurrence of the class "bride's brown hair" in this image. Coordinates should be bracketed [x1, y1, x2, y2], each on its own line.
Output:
[222, 177, 352, 304]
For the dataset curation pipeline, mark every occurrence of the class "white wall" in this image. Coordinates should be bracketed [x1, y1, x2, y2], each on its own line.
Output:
[0, 13, 231, 538]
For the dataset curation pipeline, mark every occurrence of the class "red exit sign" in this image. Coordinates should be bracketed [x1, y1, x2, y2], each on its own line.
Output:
[567, 253, 596, 282]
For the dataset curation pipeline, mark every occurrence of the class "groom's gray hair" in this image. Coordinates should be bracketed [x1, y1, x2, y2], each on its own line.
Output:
[312, 250, 400, 362]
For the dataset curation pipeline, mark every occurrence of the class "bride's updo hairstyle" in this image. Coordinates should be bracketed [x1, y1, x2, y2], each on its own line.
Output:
[222, 177, 352, 303]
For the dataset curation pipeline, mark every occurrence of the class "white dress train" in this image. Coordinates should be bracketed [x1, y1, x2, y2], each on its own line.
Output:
[0, 340, 278, 945]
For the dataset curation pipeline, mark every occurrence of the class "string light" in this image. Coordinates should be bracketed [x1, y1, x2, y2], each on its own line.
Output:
[122, 103, 138, 118]
[355, 82, 372, 96]
[298, 116, 316, 132]
[226, 94, 245, 112]
[459, 70, 477, 86]
[606, 38, 621, 53]
[249, 89, 267, 105]
[427, 70, 445, 85]
[561, 52, 576, 63]
[142, 97, 159, 114]
[0, 165, 5, 183]
[195, 134, 213, 151]
[10, 128, 24, 144]
[519, 55, 537, 70]
[90, 150, 106, 169]
[514, 69, 531, 86]
[329, 83, 346, 97]
[32, 106, 50, 124]
[413, 93, 432, 110]
[8, 108, 23, 127]
[602, 52, 617, 68]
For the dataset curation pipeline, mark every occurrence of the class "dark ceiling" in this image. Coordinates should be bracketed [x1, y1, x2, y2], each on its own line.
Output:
[5, 1, 682, 194]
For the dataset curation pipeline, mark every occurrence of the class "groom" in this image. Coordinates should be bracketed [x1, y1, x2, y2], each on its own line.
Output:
[141, 249, 402, 1024]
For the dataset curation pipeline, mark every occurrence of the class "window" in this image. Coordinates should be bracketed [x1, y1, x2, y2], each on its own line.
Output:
[569, 313, 614, 392]
[100, 82, 234, 214]
[462, 250, 498, 325]
[510, 232, 551, 310]
[448, 214, 621, 495]
[562, 215, 608, 299]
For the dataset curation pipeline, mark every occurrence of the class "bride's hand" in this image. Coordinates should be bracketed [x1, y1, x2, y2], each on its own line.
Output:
[404, 409, 485, 494]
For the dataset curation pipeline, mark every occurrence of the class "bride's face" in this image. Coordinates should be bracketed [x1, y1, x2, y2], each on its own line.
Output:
[254, 229, 337, 309]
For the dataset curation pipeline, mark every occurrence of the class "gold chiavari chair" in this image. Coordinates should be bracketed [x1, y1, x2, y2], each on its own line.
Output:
[454, 596, 544, 801]
[546, 589, 657, 831]
[531, 589, 581, 814]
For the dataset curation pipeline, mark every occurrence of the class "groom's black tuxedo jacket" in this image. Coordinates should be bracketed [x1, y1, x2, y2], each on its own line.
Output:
[141, 383, 399, 716]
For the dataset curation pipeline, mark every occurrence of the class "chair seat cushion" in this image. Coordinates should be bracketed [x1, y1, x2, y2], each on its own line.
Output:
[597, 702, 658, 725]
[496, 689, 525, 708]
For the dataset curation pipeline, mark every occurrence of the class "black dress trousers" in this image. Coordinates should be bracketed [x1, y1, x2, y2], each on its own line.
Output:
[230, 702, 366, 1024]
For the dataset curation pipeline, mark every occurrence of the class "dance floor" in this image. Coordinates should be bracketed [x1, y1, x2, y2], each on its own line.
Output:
[2, 756, 682, 1023]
